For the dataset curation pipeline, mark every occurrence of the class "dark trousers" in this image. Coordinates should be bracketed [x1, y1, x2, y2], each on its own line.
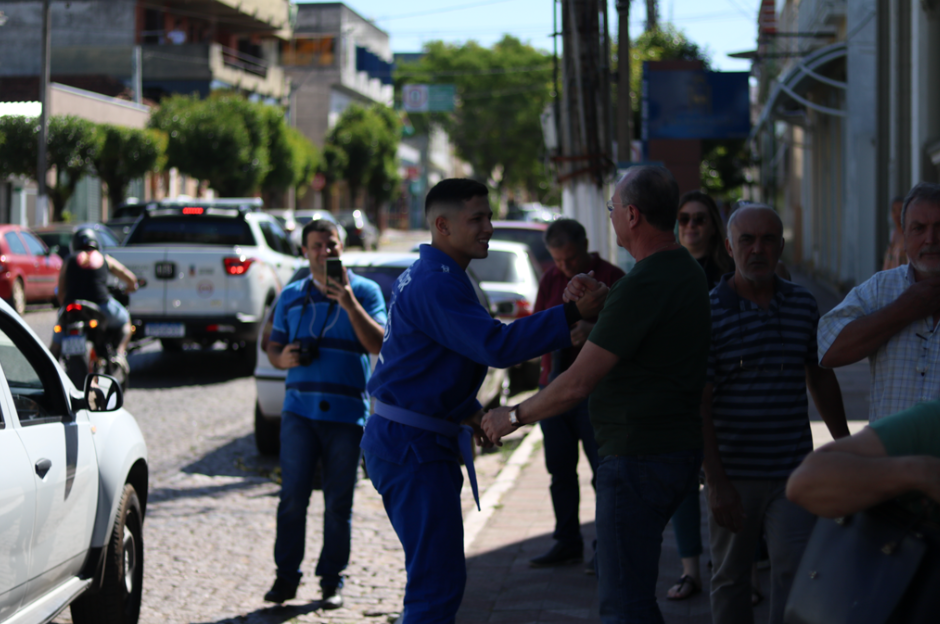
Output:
[538, 394, 599, 546]
[274, 412, 363, 590]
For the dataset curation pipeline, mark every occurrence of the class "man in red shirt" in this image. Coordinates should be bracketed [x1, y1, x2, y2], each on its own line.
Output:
[530, 218, 625, 571]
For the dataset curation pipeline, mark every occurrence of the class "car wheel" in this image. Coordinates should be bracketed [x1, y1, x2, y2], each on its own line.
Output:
[9, 278, 25, 315]
[71, 483, 144, 624]
[160, 338, 183, 353]
[255, 402, 280, 456]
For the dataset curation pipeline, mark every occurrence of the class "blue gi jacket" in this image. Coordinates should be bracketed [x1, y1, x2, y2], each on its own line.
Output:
[361, 244, 572, 465]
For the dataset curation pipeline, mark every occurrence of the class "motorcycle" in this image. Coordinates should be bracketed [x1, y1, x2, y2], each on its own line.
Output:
[55, 277, 146, 391]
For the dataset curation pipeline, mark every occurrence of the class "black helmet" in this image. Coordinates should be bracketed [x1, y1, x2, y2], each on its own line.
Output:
[71, 228, 100, 253]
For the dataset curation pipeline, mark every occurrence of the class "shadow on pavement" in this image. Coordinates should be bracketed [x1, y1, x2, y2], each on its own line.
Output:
[180, 433, 279, 478]
[457, 523, 600, 622]
[193, 601, 329, 624]
[128, 347, 255, 389]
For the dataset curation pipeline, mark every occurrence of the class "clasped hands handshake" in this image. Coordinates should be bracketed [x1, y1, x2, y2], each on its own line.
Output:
[468, 271, 609, 448]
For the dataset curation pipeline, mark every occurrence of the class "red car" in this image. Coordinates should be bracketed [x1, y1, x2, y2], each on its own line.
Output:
[490, 221, 553, 274]
[0, 225, 62, 315]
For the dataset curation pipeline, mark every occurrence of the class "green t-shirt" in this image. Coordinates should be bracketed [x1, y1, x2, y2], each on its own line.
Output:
[870, 401, 940, 520]
[587, 247, 710, 456]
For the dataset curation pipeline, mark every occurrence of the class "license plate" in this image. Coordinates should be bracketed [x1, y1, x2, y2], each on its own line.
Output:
[62, 335, 86, 356]
[145, 323, 185, 338]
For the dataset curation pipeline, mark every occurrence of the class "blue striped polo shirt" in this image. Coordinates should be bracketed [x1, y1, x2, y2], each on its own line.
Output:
[270, 271, 386, 426]
[708, 274, 820, 479]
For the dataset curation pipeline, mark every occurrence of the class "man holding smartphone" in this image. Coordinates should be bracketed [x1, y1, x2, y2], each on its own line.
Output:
[264, 219, 386, 608]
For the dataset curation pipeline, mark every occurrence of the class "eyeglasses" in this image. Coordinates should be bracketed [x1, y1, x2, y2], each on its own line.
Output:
[606, 200, 618, 213]
[678, 213, 708, 227]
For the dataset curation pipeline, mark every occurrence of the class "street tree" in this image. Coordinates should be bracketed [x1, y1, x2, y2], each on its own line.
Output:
[261, 107, 319, 198]
[0, 115, 101, 221]
[325, 103, 400, 208]
[150, 94, 272, 197]
[395, 36, 554, 202]
[92, 124, 167, 210]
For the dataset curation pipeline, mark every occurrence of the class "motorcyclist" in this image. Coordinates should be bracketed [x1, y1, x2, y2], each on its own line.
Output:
[49, 228, 138, 370]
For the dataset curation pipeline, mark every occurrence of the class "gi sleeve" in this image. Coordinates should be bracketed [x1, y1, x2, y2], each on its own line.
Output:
[269, 292, 290, 345]
[413, 273, 571, 369]
[817, 279, 879, 365]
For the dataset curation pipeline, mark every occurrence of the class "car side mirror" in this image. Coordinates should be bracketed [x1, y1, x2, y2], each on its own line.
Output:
[83, 374, 124, 412]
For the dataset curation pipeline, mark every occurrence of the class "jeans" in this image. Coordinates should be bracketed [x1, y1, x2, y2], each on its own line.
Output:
[595, 450, 703, 624]
[274, 412, 363, 590]
[366, 451, 465, 624]
[671, 484, 703, 559]
[707, 479, 815, 624]
[539, 394, 599, 546]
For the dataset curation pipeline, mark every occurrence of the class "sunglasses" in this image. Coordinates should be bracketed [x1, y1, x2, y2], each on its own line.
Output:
[678, 213, 708, 227]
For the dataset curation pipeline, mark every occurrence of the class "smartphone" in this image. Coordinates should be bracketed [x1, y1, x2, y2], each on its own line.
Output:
[326, 258, 343, 283]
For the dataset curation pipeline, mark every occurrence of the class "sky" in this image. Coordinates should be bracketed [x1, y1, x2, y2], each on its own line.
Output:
[299, 0, 759, 72]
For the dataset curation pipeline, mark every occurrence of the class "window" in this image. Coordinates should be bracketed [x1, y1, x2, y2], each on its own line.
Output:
[127, 217, 254, 246]
[259, 220, 291, 255]
[468, 251, 520, 283]
[20, 232, 48, 257]
[98, 229, 120, 248]
[4, 232, 26, 256]
[0, 318, 68, 424]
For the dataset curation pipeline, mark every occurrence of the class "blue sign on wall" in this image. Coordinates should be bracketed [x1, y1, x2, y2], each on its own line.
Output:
[643, 68, 750, 140]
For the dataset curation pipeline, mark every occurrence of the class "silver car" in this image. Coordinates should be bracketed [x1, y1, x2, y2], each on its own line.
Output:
[252, 251, 510, 455]
[0, 299, 148, 624]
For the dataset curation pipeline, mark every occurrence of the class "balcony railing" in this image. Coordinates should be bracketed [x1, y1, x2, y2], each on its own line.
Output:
[220, 46, 269, 79]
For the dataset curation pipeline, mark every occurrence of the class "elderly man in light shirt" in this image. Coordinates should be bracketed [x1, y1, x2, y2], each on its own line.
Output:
[818, 182, 940, 421]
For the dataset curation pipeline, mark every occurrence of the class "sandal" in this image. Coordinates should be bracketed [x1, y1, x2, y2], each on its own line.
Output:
[666, 574, 701, 601]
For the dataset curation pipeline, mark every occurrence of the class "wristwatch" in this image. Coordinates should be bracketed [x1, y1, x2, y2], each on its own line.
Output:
[509, 406, 523, 428]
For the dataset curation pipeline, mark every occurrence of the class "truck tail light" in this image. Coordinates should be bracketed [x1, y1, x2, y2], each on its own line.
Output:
[514, 298, 533, 318]
[224, 256, 255, 275]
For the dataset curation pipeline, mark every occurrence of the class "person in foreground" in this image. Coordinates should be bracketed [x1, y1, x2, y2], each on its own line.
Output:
[263, 220, 387, 607]
[701, 204, 849, 624]
[530, 218, 625, 571]
[362, 178, 607, 624]
[787, 400, 940, 518]
[483, 165, 711, 624]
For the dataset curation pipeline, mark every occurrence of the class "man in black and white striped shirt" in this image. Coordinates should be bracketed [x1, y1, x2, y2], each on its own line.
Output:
[702, 204, 850, 624]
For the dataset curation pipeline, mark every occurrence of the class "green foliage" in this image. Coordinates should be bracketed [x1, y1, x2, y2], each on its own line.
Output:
[151, 93, 273, 197]
[325, 103, 401, 206]
[93, 124, 167, 210]
[394, 36, 555, 200]
[261, 107, 319, 196]
[700, 139, 748, 198]
[288, 128, 320, 198]
[0, 115, 100, 220]
[626, 25, 710, 114]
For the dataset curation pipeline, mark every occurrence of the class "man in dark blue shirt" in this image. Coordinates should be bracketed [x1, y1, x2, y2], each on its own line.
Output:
[363, 179, 607, 623]
[263, 219, 386, 608]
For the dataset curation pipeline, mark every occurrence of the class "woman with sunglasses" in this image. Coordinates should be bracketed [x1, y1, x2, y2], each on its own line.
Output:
[665, 191, 732, 601]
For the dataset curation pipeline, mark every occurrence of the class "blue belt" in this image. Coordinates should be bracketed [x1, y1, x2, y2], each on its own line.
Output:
[373, 401, 480, 511]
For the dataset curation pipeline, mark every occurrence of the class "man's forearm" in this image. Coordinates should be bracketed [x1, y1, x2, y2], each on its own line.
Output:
[787, 452, 938, 517]
[806, 366, 850, 439]
[345, 299, 384, 354]
[821, 302, 914, 367]
[517, 367, 591, 426]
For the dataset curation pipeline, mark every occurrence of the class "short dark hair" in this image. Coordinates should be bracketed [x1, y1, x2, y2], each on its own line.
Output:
[425, 178, 489, 215]
[301, 219, 339, 247]
[544, 218, 587, 248]
[619, 166, 680, 232]
[901, 183, 940, 227]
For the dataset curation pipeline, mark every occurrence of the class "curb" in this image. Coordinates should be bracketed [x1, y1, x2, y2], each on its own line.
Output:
[463, 424, 544, 551]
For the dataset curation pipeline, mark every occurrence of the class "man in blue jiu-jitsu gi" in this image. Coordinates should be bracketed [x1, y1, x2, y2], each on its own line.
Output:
[361, 178, 609, 623]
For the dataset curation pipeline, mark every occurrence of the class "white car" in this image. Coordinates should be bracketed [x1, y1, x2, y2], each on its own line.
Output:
[0, 299, 148, 624]
[468, 240, 542, 321]
[252, 251, 511, 455]
[109, 201, 304, 357]
[289, 210, 348, 252]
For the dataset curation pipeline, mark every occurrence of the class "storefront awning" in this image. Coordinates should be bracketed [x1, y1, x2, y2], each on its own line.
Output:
[752, 42, 847, 138]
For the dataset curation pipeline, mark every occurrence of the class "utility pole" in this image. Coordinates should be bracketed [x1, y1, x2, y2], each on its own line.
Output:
[616, 0, 632, 163]
[37, 0, 51, 225]
[645, 0, 658, 31]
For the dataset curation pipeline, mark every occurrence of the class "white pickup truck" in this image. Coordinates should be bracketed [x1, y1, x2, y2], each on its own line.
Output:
[109, 200, 302, 357]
